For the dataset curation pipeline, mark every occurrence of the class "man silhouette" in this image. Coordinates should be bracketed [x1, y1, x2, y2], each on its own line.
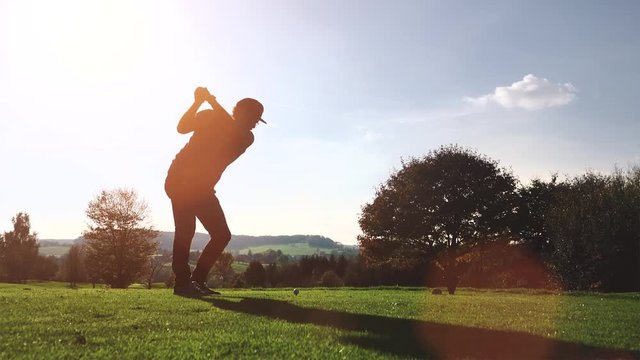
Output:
[165, 87, 265, 296]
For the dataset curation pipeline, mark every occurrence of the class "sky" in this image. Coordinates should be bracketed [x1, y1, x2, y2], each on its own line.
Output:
[1, 0, 639, 245]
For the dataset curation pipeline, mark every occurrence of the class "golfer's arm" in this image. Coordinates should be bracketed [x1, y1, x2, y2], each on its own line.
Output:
[206, 97, 234, 123]
[177, 100, 204, 134]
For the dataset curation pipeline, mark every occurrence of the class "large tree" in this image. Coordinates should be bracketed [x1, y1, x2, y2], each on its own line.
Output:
[83, 189, 159, 288]
[1, 213, 39, 283]
[358, 145, 518, 294]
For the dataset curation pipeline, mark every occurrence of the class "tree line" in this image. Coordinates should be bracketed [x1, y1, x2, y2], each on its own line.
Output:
[0, 189, 159, 288]
[1, 145, 638, 293]
[358, 145, 640, 293]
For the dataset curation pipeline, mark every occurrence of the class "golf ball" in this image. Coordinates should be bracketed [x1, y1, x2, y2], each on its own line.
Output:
[293, 288, 299, 295]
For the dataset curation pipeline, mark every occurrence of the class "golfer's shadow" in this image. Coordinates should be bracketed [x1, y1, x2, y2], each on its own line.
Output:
[203, 296, 637, 359]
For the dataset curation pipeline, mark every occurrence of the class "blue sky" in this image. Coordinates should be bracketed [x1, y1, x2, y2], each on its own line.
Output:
[1, 0, 639, 245]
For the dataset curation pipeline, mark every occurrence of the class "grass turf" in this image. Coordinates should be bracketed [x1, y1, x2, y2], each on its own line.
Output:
[1, 283, 638, 359]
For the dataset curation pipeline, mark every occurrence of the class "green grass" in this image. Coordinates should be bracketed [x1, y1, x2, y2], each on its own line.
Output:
[237, 243, 337, 256]
[1, 283, 638, 359]
[231, 261, 249, 273]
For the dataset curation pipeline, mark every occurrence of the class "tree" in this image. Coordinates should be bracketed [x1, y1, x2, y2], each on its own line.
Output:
[358, 145, 518, 294]
[63, 244, 87, 287]
[83, 188, 159, 288]
[144, 252, 169, 289]
[265, 262, 279, 287]
[335, 255, 349, 277]
[244, 260, 266, 287]
[1, 213, 39, 283]
[515, 176, 567, 260]
[209, 252, 235, 288]
[507, 176, 568, 288]
[32, 255, 59, 281]
[547, 170, 640, 291]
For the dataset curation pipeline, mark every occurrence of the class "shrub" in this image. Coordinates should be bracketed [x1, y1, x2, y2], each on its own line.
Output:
[318, 270, 343, 287]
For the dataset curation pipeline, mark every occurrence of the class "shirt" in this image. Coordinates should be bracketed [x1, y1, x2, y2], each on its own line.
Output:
[165, 109, 254, 196]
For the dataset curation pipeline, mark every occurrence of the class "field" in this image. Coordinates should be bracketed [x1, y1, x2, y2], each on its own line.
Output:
[236, 243, 349, 256]
[231, 261, 249, 273]
[1, 283, 639, 359]
[37, 242, 332, 259]
[38, 246, 72, 257]
[38, 242, 357, 259]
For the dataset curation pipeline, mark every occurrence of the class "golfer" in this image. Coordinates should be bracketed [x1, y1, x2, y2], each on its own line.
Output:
[165, 87, 265, 296]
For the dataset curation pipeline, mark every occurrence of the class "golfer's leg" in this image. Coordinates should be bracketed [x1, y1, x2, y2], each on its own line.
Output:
[191, 193, 231, 283]
[171, 198, 197, 288]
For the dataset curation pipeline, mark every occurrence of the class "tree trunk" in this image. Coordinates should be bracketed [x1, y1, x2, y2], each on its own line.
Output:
[114, 278, 127, 289]
[444, 266, 458, 294]
[444, 251, 459, 294]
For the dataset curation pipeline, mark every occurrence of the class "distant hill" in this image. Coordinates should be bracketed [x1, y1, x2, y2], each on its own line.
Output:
[39, 240, 77, 246]
[155, 232, 357, 255]
[39, 233, 358, 257]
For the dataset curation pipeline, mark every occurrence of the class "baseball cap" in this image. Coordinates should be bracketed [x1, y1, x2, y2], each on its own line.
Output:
[236, 98, 266, 124]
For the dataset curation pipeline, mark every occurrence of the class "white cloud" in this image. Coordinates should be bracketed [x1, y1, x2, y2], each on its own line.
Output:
[464, 74, 577, 110]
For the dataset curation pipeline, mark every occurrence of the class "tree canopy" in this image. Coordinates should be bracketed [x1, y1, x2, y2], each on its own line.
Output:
[1, 213, 39, 283]
[244, 260, 266, 287]
[358, 145, 518, 293]
[546, 169, 640, 291]
[83, 188, 159, 288]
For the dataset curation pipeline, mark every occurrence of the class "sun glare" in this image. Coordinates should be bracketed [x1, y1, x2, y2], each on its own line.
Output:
[8, 1, 148, 85]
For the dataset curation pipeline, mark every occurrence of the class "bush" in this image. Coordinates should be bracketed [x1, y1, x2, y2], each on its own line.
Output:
[318, 270, 343, 287]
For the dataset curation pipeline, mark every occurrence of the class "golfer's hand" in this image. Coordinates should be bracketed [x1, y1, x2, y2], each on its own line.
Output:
[206, 93, 217, 106]
[194, 87, 210, 104]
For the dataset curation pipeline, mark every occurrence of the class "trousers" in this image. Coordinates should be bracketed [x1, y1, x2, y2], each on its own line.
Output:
[169, 189, 231, 285]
